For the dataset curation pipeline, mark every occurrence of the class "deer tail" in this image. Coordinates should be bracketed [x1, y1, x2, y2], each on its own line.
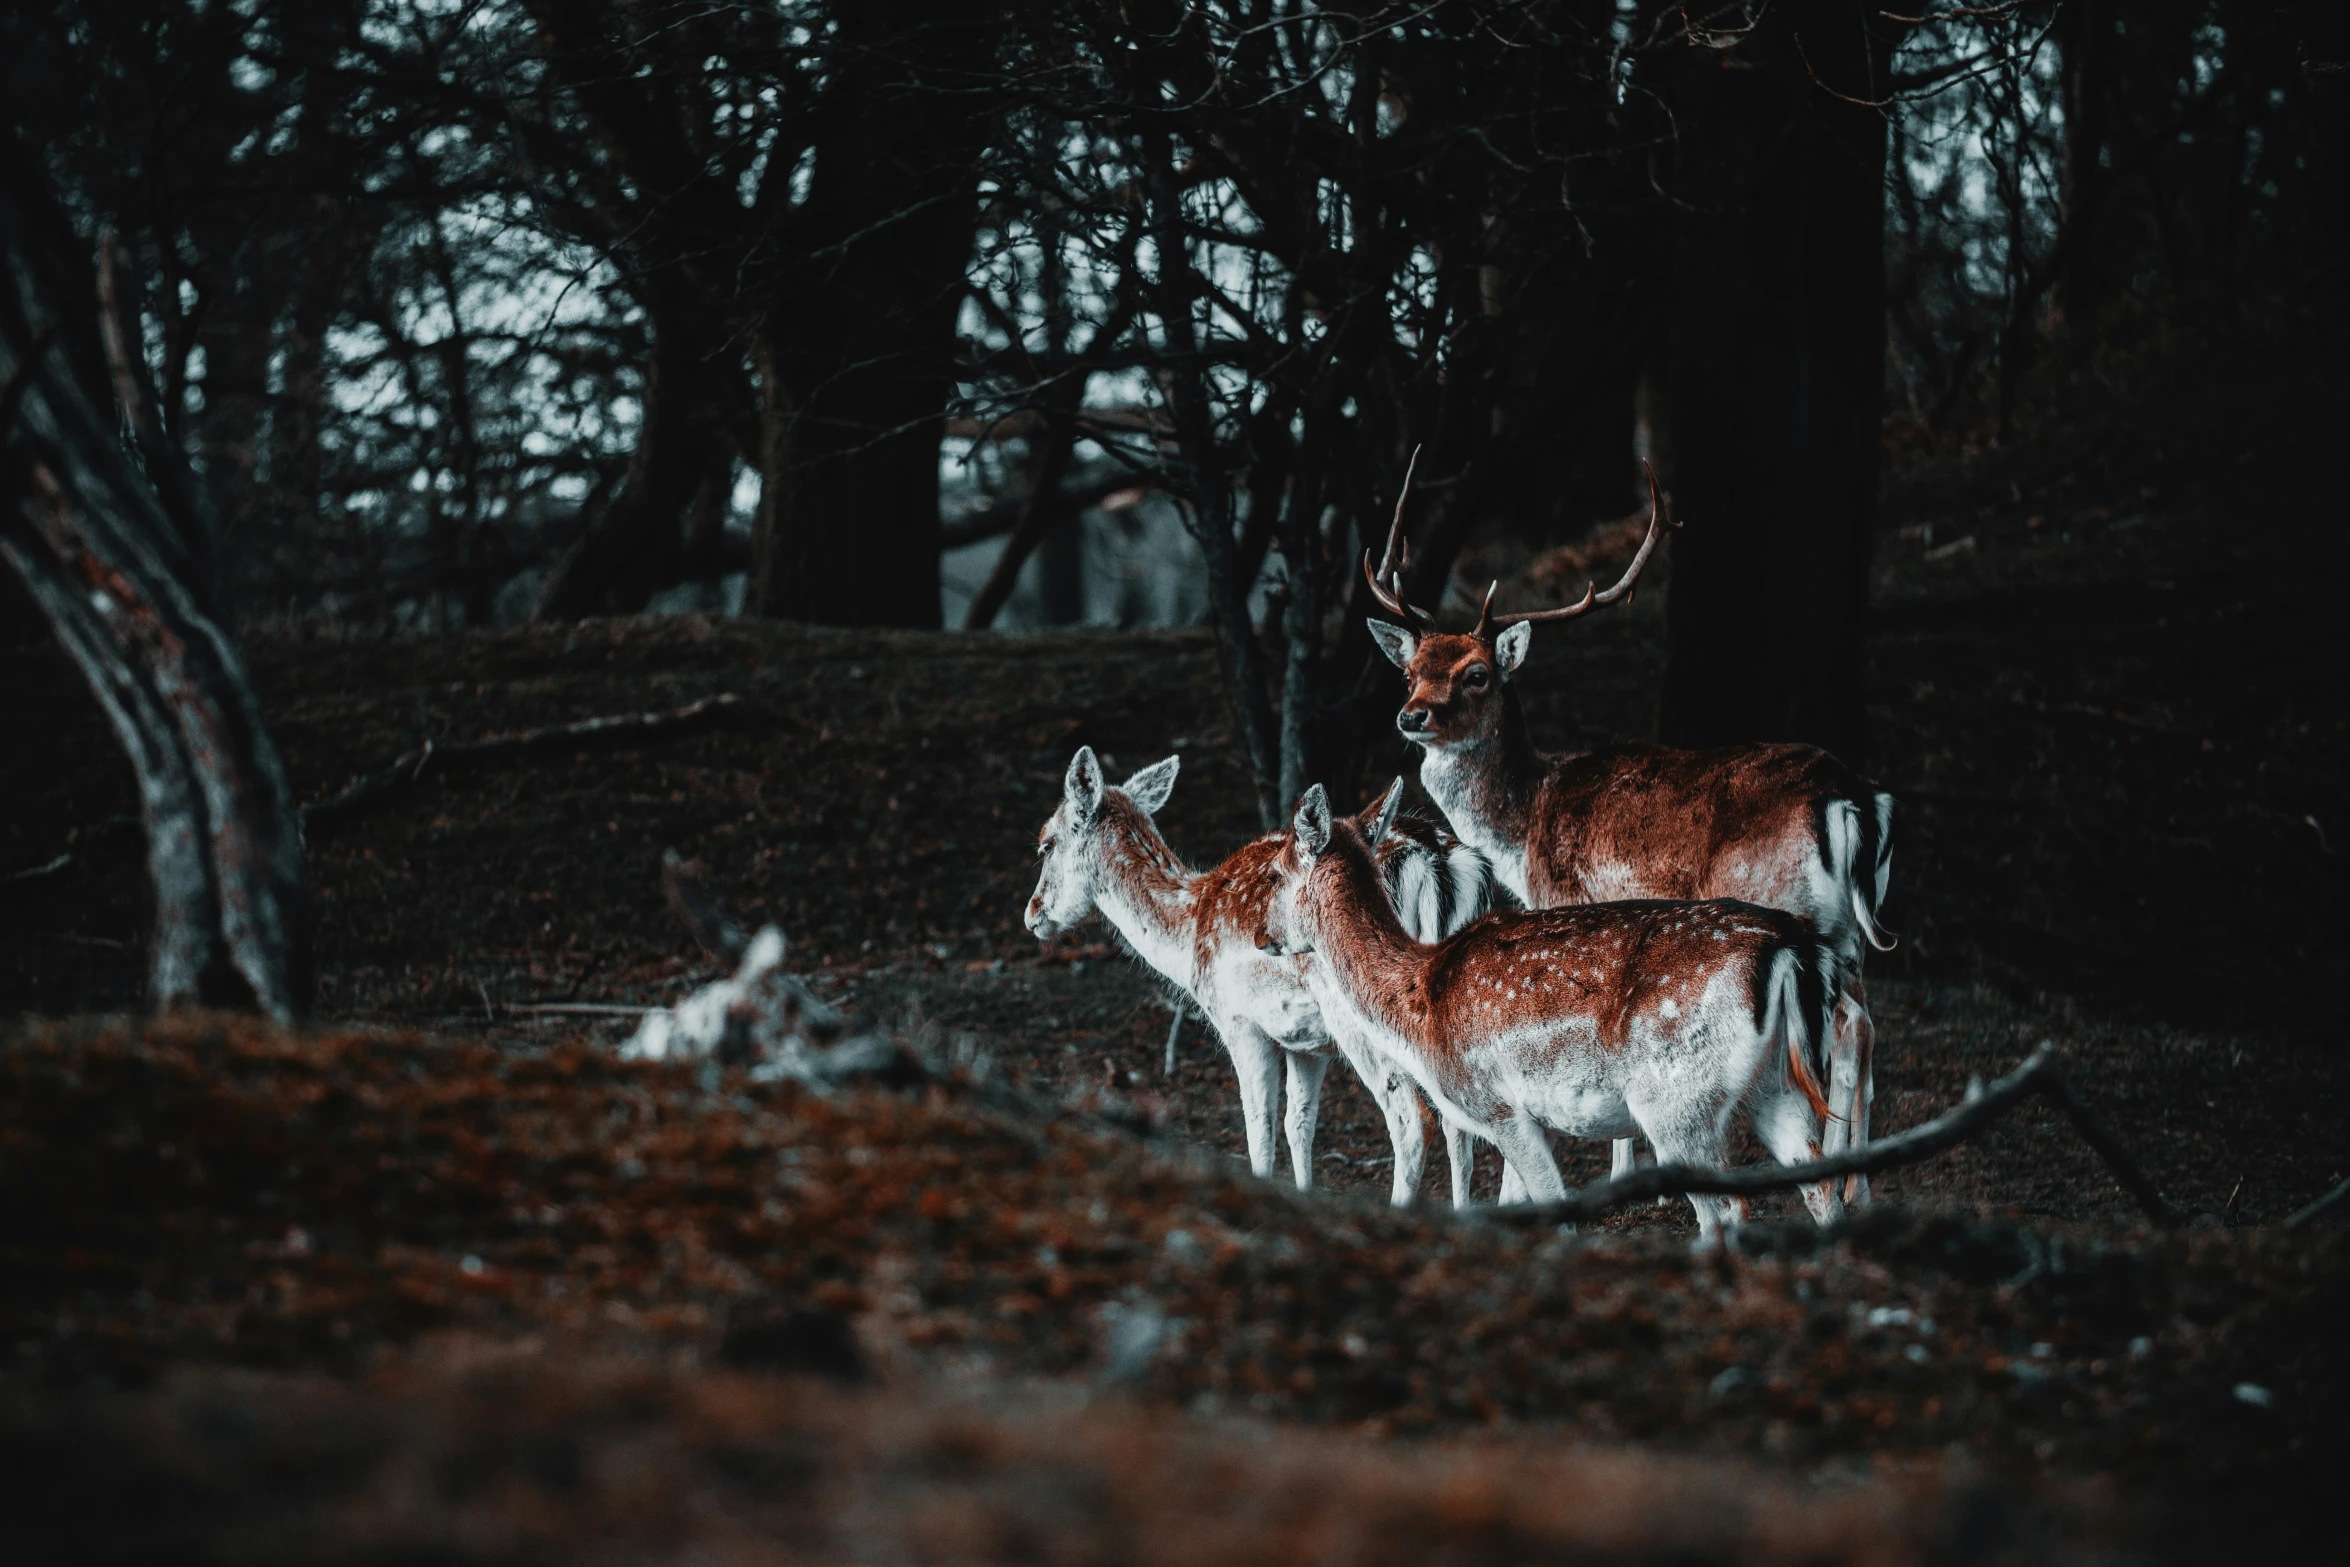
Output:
[1827, 796, 1900, 954]
[1440, 840, 1495, 937]
[1767, 942, 1840, 1124]
[1381, 821, 1496, 942]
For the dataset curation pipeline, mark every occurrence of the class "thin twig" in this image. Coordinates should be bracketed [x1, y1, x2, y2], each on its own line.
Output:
[1478, 1044, 2178, 1229]
[4, 852, 73, 883]
[1163, 997, 1186, 1077]
[504, 1002, 655, 1016]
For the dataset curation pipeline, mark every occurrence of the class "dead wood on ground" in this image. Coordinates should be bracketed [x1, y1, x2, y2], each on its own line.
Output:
[303, 693, 744, 825]
[1482, 1043, 2182, 1230]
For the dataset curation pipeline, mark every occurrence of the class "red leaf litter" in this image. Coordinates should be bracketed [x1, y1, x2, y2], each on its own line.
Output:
[3, 1013, 2342, 1560]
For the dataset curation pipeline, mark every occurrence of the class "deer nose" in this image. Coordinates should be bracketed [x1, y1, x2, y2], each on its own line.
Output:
[1397, 706, 1431, 734]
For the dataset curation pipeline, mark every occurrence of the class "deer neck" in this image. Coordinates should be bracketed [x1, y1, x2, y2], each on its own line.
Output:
[1302, 851, 1432, 1052]
[1416, 699, 1541, 900]
[1087, 814, 1200, 988]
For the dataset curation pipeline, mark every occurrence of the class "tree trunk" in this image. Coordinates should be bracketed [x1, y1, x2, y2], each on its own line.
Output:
[749, 320, 955, 625]
[1656, 4, 1898, 766]
[2, 147, 310, 1019]
[539, 294, 740, 619]
[748, 2, 985, 628]
[962, 412, 1080, 632]
[2053, 0, 2120, 329]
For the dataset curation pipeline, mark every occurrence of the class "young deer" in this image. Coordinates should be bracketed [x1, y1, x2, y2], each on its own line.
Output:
[1025, 747, 1493, 1206]
[1363, 465, 1894, 1200]
[1263, 782, 1849, 1241]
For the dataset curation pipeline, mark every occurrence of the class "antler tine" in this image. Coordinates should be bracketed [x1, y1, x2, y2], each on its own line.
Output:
[1360, 551, 1420, 625]
[1360, 444, 1437, 630]
[1471, 579, 1498, 642]
[1491, 461, 1675, 629]
[1588, 462, 1673, 607]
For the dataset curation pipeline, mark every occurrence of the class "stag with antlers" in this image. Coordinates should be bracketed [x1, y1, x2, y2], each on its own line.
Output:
[1026, 747, 1496, 1206]
[1363, 459, 1895, 1200]
[1263, 782, 1849, 1241]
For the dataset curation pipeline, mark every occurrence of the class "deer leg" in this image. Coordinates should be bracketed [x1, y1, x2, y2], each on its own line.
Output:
[1325, 1033, 1427, 1206]
[1823, 997, 1856, 1162]
[1497, 1163, 1530, 1205]
[1373, 1061, 1427, 1208]
[1282, 1049, 1331, 1191]
[1486, 1110, 1566, 1203]
[1221, 1023, 1284, 1179]
[1842, 992, 1876, 1207]
[1825, 985, 1877, 1207]
[1444, 1120, 1477, 1209]
[1631, 1093, 1741, 1244]
[1389, 1070, 1429, 1207]
[1606, 1134, 1671, 1206]
[1753, 1086, 1844, 1228]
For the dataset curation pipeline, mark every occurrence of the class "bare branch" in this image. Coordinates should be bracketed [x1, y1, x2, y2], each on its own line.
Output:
[1478, 1044, 2181, 1230]
[2286, 1177, 2350, 1230]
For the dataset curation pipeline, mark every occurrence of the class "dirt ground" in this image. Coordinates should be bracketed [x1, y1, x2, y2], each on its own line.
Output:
[3, 296, 2346, 1557]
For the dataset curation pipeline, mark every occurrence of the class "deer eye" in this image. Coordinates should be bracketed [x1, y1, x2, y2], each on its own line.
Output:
[1462, 666, 1490, 689]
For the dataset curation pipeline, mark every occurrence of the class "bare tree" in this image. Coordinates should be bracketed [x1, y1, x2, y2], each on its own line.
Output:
[1, 140, 310, 1019]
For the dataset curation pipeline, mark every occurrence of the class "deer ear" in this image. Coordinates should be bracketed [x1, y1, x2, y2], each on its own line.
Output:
[1366, 619, 1418, 670]
[1493, 620, 1532, 678]
[1292, 784, 1332, 857]
[1119, 755, 1180, 816]
[1369, 777, 1405, 843]
[1064, 746, 1106, 823]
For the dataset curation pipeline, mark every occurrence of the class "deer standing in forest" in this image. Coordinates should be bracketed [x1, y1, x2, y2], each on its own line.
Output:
[1025, 747, 1494, 1205]
[1364, 462, 1895, 1200]
[1262, 782, 1849, 1241]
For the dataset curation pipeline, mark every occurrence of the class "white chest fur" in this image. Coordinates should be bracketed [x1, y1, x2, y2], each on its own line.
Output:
[1416, 748, 1530, 903]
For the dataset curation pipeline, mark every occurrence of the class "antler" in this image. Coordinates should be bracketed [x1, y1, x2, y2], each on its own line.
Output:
[1479, 461, 1675, 638]
[1360, 445, 1436, 631]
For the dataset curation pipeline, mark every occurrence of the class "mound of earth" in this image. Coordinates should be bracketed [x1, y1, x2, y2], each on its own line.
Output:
[2, 1014, 2343, 1559]
[1, 1350, 2127, 1565]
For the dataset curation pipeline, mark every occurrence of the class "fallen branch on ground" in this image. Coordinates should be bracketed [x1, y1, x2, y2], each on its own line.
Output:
[506, 1003, 655, 1017]
[2286, 1176, 2350, 1229]
[303, 694, 744, 825]
[5, 852, 72, 882]
[1478, 1043, 2182, 1230]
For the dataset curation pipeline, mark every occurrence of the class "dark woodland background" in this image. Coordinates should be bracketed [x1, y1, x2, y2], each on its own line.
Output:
[3, 3, 2348, 1561]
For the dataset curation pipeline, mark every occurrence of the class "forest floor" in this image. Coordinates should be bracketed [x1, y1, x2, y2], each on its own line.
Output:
[3, 295, 2345, 1560]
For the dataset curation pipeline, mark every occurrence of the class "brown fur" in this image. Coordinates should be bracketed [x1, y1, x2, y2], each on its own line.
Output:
[1291, 819, 1821, 1106]
[1395, 630, 1881, 912]
[1528, 742, 1865, 911]
[1189, 834, 1286, 977]
[1187, 811, 1458, 976]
